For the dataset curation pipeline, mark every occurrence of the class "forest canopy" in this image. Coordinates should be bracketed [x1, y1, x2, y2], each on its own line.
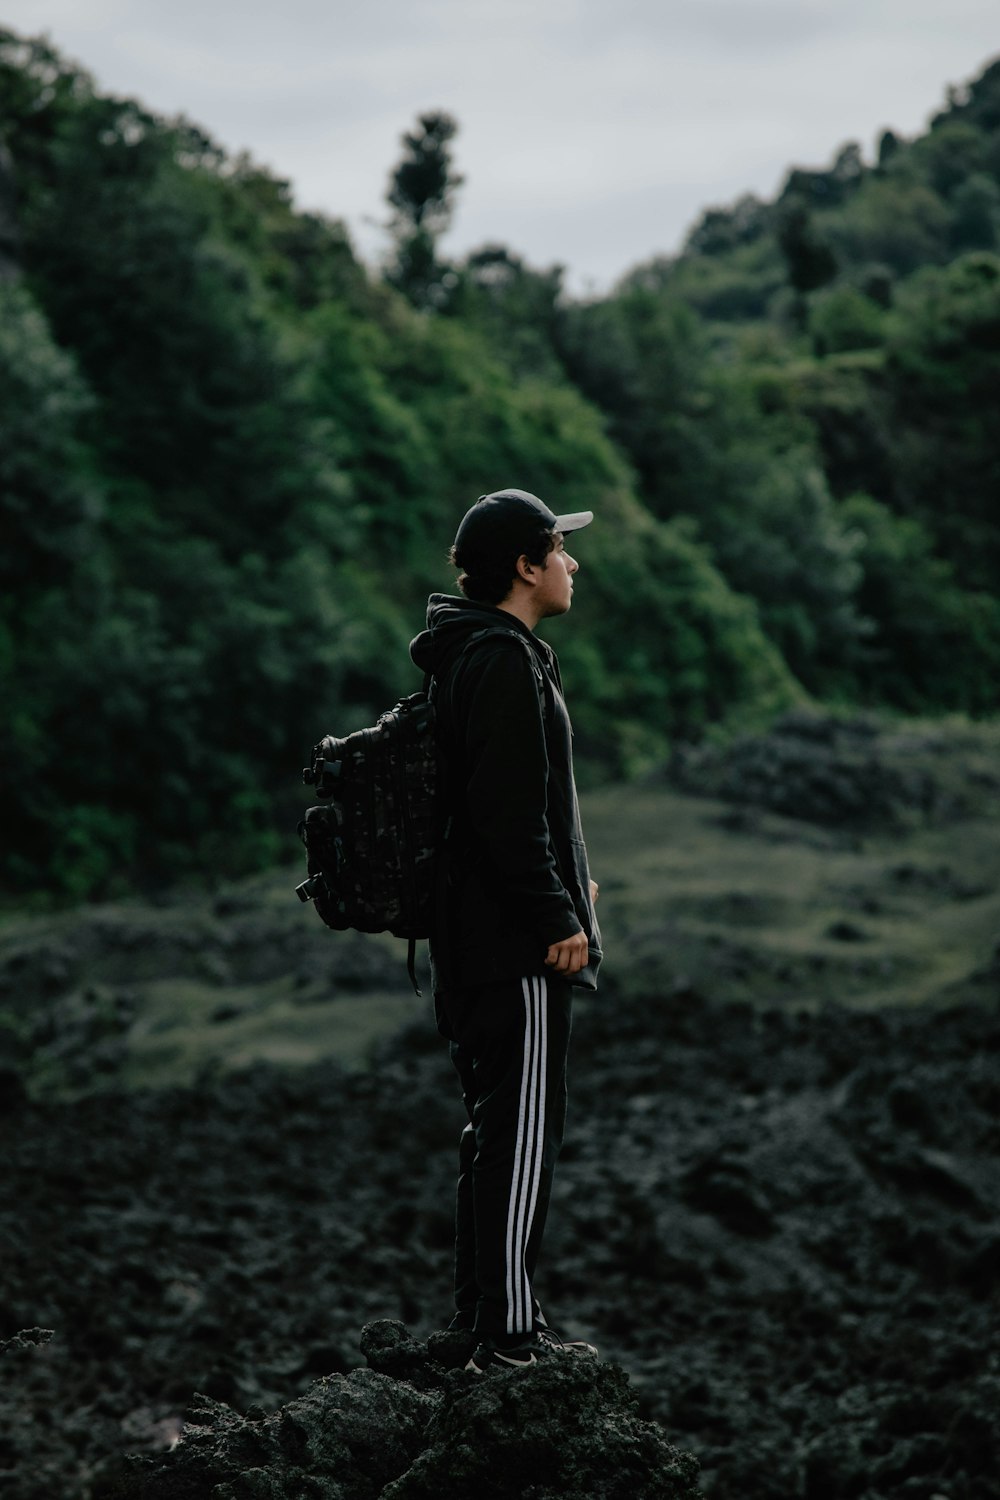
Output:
[2, 30, 999, 899]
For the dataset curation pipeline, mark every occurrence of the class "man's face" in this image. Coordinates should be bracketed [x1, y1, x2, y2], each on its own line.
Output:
[534, 534, 579, 617]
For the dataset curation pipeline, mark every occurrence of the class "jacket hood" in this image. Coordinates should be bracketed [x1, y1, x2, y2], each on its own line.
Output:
[410, 593, 551, 678]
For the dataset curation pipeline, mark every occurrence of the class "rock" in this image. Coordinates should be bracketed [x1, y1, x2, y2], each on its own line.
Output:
[5, 991, 1000, 1500]
[360, 1318, 443, 1388]
[425, 1328, 476, 1369]
[680, 1154, 776, 1238]
[122, 1366, 437, 1499]
[669, 711, 994, 830]
[384, 1354, 699, 1500]
[0, 1327, 54, 1355]
[826, 919, 868, 942]
[117, 1325, 698, 1500]
[0, 1065, 27, 1114]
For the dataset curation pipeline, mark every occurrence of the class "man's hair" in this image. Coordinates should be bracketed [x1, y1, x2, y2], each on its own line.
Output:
[449, 529, 556, 605]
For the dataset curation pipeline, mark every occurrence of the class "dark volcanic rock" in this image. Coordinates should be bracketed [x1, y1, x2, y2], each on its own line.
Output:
[0, 1327, 53, 1354]
[122, 1364, 436, 1499]
[669, 710, 998, 829]
[3, 991, 998, 1499]
[118, 1321, 698, 1500]
[385, 1351, 698, 1500]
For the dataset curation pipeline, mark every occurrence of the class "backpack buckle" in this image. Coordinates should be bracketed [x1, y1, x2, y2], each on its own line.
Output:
[295, 874, 326, 903]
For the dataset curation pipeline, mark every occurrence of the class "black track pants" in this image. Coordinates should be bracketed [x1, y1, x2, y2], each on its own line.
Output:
[448, 974, 572, 1339]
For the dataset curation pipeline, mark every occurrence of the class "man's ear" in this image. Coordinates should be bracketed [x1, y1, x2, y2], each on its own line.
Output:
[514, 553, 537, 586]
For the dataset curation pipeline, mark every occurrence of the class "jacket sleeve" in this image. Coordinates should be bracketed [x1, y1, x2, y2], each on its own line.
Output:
[456, 641, 582, 948]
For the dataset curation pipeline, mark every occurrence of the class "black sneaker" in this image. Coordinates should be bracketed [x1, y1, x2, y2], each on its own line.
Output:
[465, 1336, 548, 1373]
[465, 1328, 599, 1373]
[534, 1324, 599, 1359]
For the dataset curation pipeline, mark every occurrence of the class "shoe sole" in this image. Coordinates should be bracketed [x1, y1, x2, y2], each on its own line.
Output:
[465, 1351, 539, 1373]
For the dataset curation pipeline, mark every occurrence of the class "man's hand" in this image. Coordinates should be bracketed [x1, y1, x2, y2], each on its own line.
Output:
[590, 879, 599, 905]
[544, 930, 589, 976]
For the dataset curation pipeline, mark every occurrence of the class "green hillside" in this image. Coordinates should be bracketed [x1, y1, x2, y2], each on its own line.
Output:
[1, 29, 998, 901]
[554, 64, 1000, 705]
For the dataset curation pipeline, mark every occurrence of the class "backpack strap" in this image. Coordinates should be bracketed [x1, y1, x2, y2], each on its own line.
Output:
[439, 625, 547, 714]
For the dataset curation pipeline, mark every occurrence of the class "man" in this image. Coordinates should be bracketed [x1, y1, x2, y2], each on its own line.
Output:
[409, 487, 602, 1373]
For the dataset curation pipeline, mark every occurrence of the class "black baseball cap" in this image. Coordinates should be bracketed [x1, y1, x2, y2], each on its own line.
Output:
[453, 488, 594, 569]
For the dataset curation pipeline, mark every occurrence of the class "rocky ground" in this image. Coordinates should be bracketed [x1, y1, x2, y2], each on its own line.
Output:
[3, 984, 998, 1498]
[2, 713, 998, 1498]
[114, 1320, 699, 1500]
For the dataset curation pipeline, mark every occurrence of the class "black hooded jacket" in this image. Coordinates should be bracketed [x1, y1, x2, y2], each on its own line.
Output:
[410, 593, 602, 997]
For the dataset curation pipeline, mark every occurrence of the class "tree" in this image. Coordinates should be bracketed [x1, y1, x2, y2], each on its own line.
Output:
[387, 110, 463, 234]
[385, 111, 463, 308]
[776, 199, 838, 293]
[883, 252, 1000, 589]
[809, 284, 887, 355]
[877, 129, 901, 170]
[0, 281, 99, 599]
[556, 288, 710, 514]
[841, 493, 1000, 712]
[779, 142, 866, 211]
[683, 193, 770, 257]
[446, 245, 566, 378]
[950, 172, 1000, 252]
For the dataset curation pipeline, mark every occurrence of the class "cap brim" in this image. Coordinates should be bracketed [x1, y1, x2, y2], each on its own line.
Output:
[553, 510, 594, 533]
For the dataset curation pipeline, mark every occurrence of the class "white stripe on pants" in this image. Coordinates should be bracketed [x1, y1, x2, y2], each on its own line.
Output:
[504, 975, 548, 1335]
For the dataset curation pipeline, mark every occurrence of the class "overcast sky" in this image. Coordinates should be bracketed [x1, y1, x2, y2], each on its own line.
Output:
[4, 1, 998, 291]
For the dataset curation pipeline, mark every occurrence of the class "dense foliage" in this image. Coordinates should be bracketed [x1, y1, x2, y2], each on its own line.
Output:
[2, 30, 998, 898]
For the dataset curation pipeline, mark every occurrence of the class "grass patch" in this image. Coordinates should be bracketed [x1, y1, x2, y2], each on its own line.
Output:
[4, 716, 998, 1096]
[585, 783, 1000, 1010]
[120, 974, 428, 1089]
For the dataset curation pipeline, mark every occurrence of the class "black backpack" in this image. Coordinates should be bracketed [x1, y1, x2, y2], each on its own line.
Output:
[295, 626, 541, 991]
